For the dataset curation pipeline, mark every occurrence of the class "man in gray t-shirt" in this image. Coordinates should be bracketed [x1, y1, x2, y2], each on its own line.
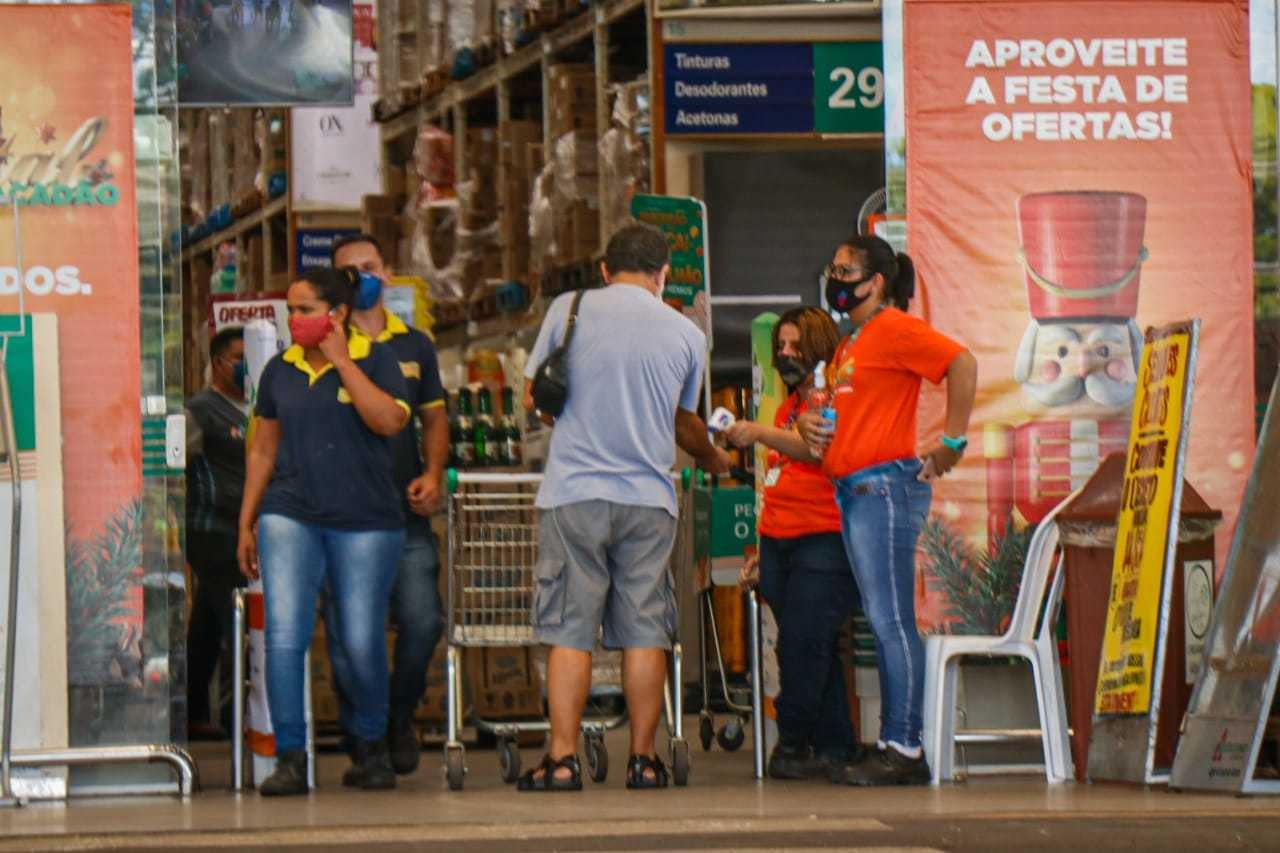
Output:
[519, 223, 729, 791]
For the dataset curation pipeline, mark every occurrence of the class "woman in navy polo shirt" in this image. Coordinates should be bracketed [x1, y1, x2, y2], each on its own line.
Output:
[237, 267, 411, 797]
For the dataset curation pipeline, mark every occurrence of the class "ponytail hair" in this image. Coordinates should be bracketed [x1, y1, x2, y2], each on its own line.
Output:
[298, 267, 358, 331]
[839, 234, 915, 310]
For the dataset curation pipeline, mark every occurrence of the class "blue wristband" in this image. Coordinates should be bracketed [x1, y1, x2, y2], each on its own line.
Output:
[940, 434, 968, 453]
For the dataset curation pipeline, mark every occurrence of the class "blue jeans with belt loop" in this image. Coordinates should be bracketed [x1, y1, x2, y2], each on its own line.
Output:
[834, 458, 932, 750]
[258, 514, 404, 753]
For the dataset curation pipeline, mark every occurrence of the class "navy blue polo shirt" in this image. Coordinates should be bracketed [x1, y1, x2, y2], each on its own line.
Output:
[255, 334, 411, 530]
[368, 310, 446, 504]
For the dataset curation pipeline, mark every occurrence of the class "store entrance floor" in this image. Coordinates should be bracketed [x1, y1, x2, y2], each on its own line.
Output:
[1, 725, 1278, 851]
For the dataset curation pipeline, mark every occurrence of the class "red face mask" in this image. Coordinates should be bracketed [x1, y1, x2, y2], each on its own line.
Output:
[289, 313, 333, 348]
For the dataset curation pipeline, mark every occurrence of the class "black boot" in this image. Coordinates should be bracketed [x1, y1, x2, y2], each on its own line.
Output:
[830, 744, 931, 786]
[768, 739, 822, 780]
[259, 750, 308, 797]
[389, 718, 421, 775]
[342, 737, 397, 790]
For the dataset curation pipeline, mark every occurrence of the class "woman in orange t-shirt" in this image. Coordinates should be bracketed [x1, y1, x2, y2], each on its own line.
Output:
[725, 307, 861, 780]
[798, 235, 978, 787]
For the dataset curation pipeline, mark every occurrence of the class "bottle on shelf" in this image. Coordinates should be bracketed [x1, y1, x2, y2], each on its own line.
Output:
[473, 387, 495, 468]
[453, 388, 476, 469]
[500, 387, 523, 467]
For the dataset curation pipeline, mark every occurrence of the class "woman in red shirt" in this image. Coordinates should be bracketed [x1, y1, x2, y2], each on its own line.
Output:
[798, 235, 977, 787]
[726, 307, 861, 780]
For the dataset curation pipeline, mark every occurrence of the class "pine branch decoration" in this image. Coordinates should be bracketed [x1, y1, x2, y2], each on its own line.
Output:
[66, 500, 143, 685]
[921, 516, 1034, 635]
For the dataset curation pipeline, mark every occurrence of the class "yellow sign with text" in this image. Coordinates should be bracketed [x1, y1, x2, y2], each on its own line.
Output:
[1095, 324, 1195, 716]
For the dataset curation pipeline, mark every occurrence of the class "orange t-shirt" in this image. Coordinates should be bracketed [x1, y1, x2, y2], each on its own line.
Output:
[822, 308, 965, 481]
[759, 393, 843, 538]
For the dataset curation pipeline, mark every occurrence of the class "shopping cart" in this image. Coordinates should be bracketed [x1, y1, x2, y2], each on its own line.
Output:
[441, 469, 692, 790]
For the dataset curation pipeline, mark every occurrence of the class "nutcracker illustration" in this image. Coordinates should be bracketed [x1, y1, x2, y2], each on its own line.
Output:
[986, 191, 1147, 547]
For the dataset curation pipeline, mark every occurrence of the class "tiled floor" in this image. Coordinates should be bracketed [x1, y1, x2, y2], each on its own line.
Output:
[0, 725, 1278, 851]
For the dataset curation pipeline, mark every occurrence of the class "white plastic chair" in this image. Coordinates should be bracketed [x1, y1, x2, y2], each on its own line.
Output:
[922, 494, 1078, 785]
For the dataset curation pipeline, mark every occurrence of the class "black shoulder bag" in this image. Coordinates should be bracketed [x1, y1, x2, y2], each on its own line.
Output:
[530, 289, 586, 418]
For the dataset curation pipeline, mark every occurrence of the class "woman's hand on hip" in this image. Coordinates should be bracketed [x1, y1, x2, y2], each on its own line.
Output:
[919, 444, 963, 481]
[237, 524, 260, 581]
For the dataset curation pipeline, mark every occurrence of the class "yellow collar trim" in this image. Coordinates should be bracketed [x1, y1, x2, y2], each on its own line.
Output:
[282, 334, 372, 386]
[374, 309, 410, 343]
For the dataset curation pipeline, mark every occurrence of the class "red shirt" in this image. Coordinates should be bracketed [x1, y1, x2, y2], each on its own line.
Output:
[822, 308, 965, 481]
[759, 393, 843, 538]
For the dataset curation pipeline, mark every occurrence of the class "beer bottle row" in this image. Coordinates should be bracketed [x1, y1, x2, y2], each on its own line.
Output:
[449, 386, 523, 469]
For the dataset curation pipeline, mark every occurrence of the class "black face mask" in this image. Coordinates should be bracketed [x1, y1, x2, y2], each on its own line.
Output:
[775, 355, 810, 389]
[825, 272, 875, 314]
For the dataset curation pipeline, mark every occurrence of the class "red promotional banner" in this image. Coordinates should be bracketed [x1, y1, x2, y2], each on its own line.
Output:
[0, 4, 142, 683]
[904, 0, 1253, 633]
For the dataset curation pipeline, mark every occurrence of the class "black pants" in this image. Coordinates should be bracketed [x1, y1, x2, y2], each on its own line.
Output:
[186, 528, 246, 726]
[758, 532, 861, 759]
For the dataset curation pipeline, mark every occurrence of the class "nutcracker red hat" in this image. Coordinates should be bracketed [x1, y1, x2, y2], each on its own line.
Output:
[1016, 191, 1146, 321]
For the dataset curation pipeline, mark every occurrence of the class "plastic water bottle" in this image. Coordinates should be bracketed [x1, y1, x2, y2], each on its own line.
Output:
[805, 360, 836, 456]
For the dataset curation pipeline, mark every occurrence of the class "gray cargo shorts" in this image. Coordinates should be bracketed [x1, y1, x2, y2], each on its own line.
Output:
[532, 500, 678, 652]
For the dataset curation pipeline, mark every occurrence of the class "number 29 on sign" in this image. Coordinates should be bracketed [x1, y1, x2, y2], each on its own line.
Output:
[814, 42, 886, 134]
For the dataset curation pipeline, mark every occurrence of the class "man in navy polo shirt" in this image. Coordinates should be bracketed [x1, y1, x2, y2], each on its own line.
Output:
[323, 233, 449, 776]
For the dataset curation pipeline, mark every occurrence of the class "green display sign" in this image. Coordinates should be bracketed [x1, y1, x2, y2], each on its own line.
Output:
[693, 483, 757, 561]
[0, 316, 35, 453]
[630, 194, 711, 339]
[814, 41, 885, 134]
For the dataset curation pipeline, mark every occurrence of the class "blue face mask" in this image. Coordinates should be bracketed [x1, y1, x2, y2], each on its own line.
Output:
[354, 271, 384, 310]
[232, 360, 247, 392]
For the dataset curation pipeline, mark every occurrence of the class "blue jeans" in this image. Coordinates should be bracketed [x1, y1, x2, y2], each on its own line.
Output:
[834, 458, 932, 749]
[758, 532, 860, 759]
[258, 514, 403, 752]
[326, 518, 443, 732]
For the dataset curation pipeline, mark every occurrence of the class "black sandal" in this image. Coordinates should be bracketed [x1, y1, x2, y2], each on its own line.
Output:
[516, 753, 583, 792]
[625, 754, 670, 790]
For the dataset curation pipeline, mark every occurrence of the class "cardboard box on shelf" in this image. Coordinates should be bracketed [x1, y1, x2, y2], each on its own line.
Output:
[554, 130, 599, 177]
[207, 111, 233, 210]
[385, 164, 407, 198]
[499, 121, 541, 170]
[551, 101, 597, 139]
[185, 111, 211, 222]
[475, 686, 542, 719]
[231, 110, 258, 199]
[554, 199, 600, 264]
[362, 193, 401, 222]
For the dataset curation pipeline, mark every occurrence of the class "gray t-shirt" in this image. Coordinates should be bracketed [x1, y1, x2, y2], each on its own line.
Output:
[525, 284, 706, 516]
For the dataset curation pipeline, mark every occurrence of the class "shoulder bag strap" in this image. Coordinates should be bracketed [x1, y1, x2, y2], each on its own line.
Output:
[558, 289, 587, 352]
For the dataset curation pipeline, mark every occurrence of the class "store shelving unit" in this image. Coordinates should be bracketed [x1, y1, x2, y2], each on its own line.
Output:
[377, 0, 648, 264]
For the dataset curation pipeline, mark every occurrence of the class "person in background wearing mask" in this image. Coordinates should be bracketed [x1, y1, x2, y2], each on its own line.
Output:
[324, 233, 449, 776]
[518, 223, 730, 791]
[726, 306, 862, 780]
[238, 267, 411, 796]
[186, 326, 249, 740]
[798, 234, 977, 787]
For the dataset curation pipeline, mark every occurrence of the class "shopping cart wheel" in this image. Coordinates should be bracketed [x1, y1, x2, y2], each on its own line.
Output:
[498, 738, 521, 784]
[717, 717, 745, 752]
[585, 734, 608, 783]
[699, 713, 714, 752]
[445, 744, 466, 791]
[671, 738, 690, 787]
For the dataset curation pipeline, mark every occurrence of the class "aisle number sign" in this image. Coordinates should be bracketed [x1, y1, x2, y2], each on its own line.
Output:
[664, 41, 884, 136]
[1094, 322, 1199, 717]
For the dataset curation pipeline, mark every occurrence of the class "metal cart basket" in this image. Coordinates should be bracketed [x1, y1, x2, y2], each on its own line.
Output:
[441, 470, 692, 790]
